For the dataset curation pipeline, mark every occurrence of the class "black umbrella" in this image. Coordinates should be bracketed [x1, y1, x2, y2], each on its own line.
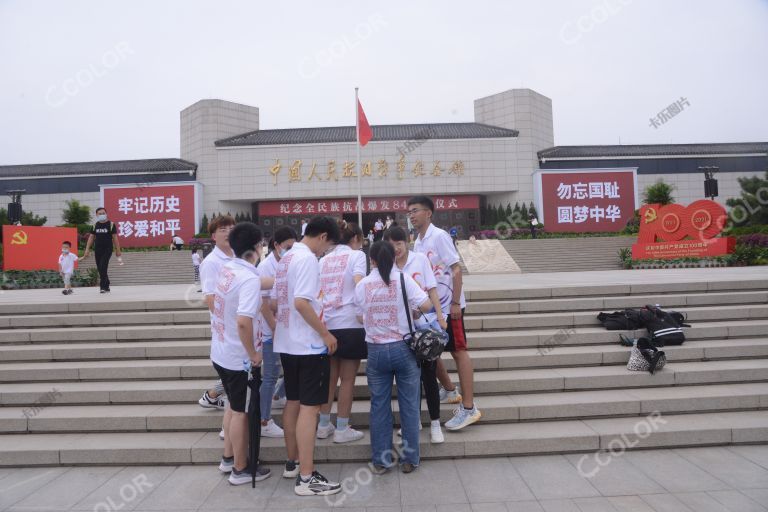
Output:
[244, 364, 262, 488]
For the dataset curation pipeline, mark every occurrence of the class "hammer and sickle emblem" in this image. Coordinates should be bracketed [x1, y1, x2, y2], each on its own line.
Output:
[644, 208, 657, 224]
[11, 230, 28, 245]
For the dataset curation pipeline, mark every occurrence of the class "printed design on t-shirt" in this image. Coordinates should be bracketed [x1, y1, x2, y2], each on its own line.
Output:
[425, 248, 455, 306]
[320, 253, 349, 310]
[212, 294, 226, 342]
[366, 305, 399, 343]
[411, 272, 426, 292]
[365, 279, 396, 303]
[216, 267, 236, 294]
[275, 253, 294, 328]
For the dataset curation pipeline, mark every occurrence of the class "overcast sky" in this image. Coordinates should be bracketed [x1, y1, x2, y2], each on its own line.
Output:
[1, 0, 767, 165]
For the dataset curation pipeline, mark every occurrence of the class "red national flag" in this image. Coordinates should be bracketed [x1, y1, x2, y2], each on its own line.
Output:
[357, 99, 372, 146]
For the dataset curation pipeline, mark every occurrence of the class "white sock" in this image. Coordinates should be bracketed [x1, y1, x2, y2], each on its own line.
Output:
[431, 420, 441, 428]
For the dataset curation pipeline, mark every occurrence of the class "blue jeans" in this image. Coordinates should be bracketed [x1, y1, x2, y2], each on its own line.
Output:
[259, 339, 282, 421]
[366, 341, 421, 467]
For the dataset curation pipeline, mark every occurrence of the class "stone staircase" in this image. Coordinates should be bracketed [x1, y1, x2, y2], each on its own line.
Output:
[501, 237, 635, 273]
[77, 250, 198, 286]
[0, 277, 767, 466]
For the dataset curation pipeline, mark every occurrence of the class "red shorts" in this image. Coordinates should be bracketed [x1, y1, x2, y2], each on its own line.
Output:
[446, 309, 468, 352]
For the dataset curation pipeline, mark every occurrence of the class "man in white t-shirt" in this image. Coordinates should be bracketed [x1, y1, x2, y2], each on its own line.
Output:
[198, 216, 236, 412]
[210, 222, 271, 485]
[58, 241, 79, 295]
[270, 216, 342, 497]
[408, 195, 481, 432]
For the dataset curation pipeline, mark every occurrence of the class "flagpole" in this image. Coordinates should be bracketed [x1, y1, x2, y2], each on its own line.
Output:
[355, 87, 363, 230]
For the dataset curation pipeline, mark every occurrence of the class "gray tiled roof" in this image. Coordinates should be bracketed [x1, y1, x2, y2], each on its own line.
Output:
[538, 142, 768, 160]
[0, 158, 197, 178]
[215, 123, 519, 147]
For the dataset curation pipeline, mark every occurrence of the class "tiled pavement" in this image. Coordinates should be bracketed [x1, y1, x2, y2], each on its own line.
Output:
[2, 446, 768, 511]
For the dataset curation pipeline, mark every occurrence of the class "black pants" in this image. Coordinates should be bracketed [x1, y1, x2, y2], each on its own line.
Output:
[95, 248, 112, 290]
[420, 359, 441, 421]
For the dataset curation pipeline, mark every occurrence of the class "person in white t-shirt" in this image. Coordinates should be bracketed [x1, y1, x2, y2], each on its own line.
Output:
[374, 218, 384, 240]
[384, 226, 447, 444]
[316, 220, 367, 444]
[198, 216, 236, 413]
[354, 241, 432, 474]
[210, 222, 271, 485]
[408, 195, 481, 432]
[256, 226, 297, 440]
[58, 241, 79, 295]
[270, 216, 342, 497]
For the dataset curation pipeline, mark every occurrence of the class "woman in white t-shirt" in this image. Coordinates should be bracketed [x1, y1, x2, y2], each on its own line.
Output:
[354, 241, 432, 474]
[317, 220, 367, 444]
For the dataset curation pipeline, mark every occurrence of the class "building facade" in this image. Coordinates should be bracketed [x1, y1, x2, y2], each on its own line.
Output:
[2, 87, 766, 239]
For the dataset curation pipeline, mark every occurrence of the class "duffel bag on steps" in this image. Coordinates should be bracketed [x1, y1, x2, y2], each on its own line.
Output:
[597, 309, 646, 330]
[643, 304, 689, 346]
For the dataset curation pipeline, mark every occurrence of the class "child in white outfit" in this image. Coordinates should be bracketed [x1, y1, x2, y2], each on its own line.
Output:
[58, 241, 79, 295]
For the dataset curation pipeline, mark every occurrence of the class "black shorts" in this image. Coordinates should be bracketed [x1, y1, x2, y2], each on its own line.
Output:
[329, 328, 367, 360]
[446, 308, 468, 352]
[213, 362, 249, 413]
[280, 353, 330, 406]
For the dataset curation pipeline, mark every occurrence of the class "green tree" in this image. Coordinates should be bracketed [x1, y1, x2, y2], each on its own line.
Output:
[0, 207, 47, 241]
[528, 202, 538, 219]
[200, 213, 209, 232]
[62, 199, 91, 225]
[643, 180, 676, 206]
[506, 203, 513, 219]
[496, 204, 506, 223]
[726, 170, 768, 226]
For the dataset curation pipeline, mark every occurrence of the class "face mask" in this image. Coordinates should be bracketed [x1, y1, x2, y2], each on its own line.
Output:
[278, 248, 287, 258]
[97, 214, 107, 222]
[62, 248, 69, 254]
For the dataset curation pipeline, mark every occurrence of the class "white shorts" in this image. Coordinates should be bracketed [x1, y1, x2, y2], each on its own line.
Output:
[62, 272, 72, 286]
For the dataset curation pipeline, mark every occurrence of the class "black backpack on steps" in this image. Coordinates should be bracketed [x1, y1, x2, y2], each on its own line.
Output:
[642, 305, 690, 346]
[597, 309, 646, 331]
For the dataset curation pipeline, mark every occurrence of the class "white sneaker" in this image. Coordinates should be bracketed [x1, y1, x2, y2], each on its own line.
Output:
[272, 397, 287, 409]
[439, 386, 462, 404]
[218, 428, 225, 440]
[218, 456, 234, 473]
[294, 471, 341, 496]
[283, 460, 300, 479]
[397, 422, 422, 437]
[316, 423, 335, 439]
[198, 390, 227, 410]
[261, 419, 284, 438]
[333, 427, 364, 443]
[445, 405, 481, 431]
[430, 421, 445, 444]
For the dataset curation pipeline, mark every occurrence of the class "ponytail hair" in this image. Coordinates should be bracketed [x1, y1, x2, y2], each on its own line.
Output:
[369, 241, 395, 286]
[336, 219, 363, 245]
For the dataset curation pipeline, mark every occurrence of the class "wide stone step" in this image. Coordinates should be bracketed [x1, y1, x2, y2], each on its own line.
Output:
[0, 310, 210, 329]
[2, 358, 767, 395]
[2, 383, 767, 434]
[3, 293, 765, 330]
[2, 338, 768, 370]
[464, 304, 768, 331]
[464, 290, 768, 314]
[1, 410, 766, 466]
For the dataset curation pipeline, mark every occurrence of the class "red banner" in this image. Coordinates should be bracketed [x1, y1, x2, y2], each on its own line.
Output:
[102, 183, 197, 248]
[3, 226, 78, 270]
[538, 170, 636, 232]
[258, 195, 480, 216]
[632, 200, 734, 259]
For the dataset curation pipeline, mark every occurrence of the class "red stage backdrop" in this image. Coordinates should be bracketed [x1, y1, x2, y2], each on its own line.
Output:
[258, 195, 480, 216]
[101, 183, 199, 248]
[632, 199, 735, 259]
[2, 226, 78, 270]
[536, 169, 637, 233]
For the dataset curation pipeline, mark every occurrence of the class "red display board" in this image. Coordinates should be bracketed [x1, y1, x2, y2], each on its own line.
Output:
[632, 200, 735, 259]
[101, 183, 198, 248]
[2, 226, 78, 270]
[258, 195, 480, 216]
[537, 169, 637, 232]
